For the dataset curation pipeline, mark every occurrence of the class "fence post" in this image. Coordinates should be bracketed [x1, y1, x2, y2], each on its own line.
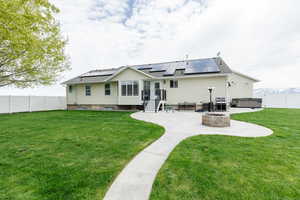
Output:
[44, 96, 48, 111]
[8, 95, 12, 114]
[28, 95, 31, 112]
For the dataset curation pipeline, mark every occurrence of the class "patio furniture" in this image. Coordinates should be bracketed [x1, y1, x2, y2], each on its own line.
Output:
[231, 98, 262, 108]
[178, 102, 196, 111]
[215, 97, 227, 112]
[165, 105, 175, 112]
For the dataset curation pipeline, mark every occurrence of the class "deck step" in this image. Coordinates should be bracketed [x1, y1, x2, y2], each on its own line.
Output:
[144, 100, 165, 112]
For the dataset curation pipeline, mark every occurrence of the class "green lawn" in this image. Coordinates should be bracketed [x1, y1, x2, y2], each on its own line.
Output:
[150, 108, 300, 200]
[0, 110, 164, 200]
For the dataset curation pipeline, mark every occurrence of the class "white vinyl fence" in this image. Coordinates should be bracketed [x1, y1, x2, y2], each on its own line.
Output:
[0, 96, 66, 114]
[256, 94, 300, 108]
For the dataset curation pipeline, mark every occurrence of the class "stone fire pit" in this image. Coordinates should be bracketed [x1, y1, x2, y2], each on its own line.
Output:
[202, 112, 230, 127]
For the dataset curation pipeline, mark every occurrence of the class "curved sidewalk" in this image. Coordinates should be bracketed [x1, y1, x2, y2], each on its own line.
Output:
[103, 108, 273, 200]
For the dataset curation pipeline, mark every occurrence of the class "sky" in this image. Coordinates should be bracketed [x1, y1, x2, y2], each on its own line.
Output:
[1, 0, 300, 96]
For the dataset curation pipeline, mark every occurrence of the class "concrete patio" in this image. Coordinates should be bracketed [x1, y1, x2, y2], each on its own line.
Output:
[104, 108, 273, 200]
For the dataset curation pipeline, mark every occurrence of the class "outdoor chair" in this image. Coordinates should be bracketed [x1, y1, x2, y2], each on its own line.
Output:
[215, 97, 227, 112]
[165, 105, 175, 112]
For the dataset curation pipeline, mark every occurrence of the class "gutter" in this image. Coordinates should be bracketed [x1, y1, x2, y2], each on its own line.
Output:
[151, 73, 229, 80]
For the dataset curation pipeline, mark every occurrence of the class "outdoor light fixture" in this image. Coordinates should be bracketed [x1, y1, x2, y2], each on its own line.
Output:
[208, 87, 215, 112]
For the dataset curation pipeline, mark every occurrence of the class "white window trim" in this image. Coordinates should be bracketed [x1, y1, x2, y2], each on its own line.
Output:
[121, 81, 139, 96]
[105, 83, 111, 96]
[85, 85, 91, 96]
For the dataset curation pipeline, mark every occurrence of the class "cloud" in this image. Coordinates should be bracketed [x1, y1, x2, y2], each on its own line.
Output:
[1, 0, 299, 95]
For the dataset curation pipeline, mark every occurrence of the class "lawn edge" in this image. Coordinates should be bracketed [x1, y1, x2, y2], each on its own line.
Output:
[102, 111, 165, 198]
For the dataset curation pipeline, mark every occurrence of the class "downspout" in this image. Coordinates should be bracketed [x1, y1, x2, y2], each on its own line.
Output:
[64, 85, 69, 109]
[117, 81, 120, 105]
[74, 85, 78, 105]
[225, 75, 229, 111]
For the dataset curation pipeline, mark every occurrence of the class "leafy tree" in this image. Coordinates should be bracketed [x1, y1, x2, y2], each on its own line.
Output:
[0, 0, 70, 87]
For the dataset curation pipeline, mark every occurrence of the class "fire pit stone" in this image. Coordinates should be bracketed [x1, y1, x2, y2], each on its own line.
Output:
[202, 112, 230, 127]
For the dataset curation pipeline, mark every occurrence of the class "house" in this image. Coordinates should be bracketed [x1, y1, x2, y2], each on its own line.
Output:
[62, 57, 259, 111]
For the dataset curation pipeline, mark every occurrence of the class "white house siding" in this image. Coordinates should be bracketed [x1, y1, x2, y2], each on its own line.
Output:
[66, 70, 256, 108]
[67, 82, 118, 105]
[165, 76, 227, 105]
[67, 86, 77, 104]
[111, 68, 150, 105]
[227, 73, 255, 100]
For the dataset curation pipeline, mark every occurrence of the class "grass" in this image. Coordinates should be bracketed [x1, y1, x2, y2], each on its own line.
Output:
[0, 110, 164, 200]
[150, 108, 300, 200]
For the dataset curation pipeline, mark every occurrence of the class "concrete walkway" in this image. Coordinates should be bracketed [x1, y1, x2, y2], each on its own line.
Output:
[104, 108, 273, 200]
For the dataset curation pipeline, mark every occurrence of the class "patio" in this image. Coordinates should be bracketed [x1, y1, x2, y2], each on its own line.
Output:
[104, 108, 272, 200]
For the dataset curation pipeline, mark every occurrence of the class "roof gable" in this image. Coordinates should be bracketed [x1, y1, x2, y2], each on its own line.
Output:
[107, 67, 153, 81]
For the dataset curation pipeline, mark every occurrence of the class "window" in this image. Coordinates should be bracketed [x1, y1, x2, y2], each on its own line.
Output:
[105, 84, 111, 95]
[170, 80, 178, 88]
[68, 85, 73, 93]
[85, 85, 91, 96]
[133, 81, 139, 96]
[143, 81, 150, 90]
[155, 82, 160, 89]
[121, 81, 139, 96]
[155, 82, 160, 97]
[121, 84, 126, 96]
[127, 83, 133, 96]
[143, 81, 150, 100]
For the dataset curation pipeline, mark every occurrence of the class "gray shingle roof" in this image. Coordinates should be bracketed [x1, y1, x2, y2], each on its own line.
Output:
[62, 57, 232, 85]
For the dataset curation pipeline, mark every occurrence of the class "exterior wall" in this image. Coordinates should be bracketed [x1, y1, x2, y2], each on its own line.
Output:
[67, 104, 118, 110]
[67, 82, 118, 105]
[228, 73, 255, 99]
[67, 85, 77, 104]
[66, 71, 256, 108]
[164, 76, 227, 105]
[112, 68, 149, 105]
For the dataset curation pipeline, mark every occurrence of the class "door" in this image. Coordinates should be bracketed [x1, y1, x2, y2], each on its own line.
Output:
[154, 82, 160, 99]
[143, 81, 150, 100]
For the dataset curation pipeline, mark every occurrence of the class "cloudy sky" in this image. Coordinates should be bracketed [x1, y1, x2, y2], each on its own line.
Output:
[1, 0, 299, 95]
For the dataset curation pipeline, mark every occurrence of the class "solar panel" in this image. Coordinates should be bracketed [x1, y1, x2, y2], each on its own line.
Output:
[81, 69, 116, 77]
[133, 59, 220, 76]
[184, 59, 220, 74]
[149, 64, 167, 72]
[76, 58, 220, 80]
[137, 66, 152, 70]
[164, 62, 186, 75]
